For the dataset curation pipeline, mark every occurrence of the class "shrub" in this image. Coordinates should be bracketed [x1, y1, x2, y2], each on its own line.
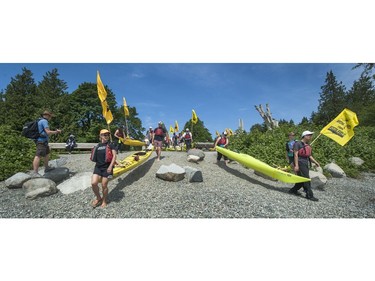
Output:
[229, 124, 375, 178]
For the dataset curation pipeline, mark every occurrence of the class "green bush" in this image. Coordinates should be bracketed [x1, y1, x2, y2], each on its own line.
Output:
[0, 125, 36, 181]
[229, 125, 375, 178]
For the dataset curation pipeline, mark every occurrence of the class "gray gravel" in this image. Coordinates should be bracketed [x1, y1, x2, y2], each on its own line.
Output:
[1, 151, 375, 218]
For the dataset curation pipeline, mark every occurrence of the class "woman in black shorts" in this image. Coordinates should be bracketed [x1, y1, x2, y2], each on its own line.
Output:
[90, 129, 117, 208]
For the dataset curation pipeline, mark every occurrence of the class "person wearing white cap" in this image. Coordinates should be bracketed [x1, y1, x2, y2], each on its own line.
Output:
[181, 128, 193, 151]
[152, 121, 167, 160]
[288, 130, 320, 201]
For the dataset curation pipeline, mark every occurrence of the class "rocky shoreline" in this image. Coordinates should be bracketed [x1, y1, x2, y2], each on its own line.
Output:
[1, 151, 375, 218]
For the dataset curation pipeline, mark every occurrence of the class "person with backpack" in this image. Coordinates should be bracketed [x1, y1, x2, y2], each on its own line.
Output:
[152, 121, 167, 161]
[32, 110, 61, 176]
[181, 128, 193, 151]
[285, 132, 296, 167]
[214, 131, 229, 164]
[90, 129, 117, 208]
[288, 130, 320, 202]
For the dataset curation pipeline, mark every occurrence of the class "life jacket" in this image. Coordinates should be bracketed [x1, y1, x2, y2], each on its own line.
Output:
[287, 140, 295, 157]
[90, 143, 113, 163]
[184, 132, 191, 140]
[296, 141, 312, 158]
[217, 136, 227, 145]
[154, 127, 164, 136]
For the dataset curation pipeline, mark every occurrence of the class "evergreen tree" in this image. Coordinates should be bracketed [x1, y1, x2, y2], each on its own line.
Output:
[3, 68, 38, 130]
[183, 119, 213, 142]
[67, 82, 117, 142]
[313, 70, 347, 125]
[346, 74, 375, 126]
[112, 105, 145, 140]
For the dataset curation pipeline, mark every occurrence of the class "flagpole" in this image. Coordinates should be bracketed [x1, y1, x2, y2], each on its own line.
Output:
[124, 115, 129, 137]
[107, 123, 113, 142]
[310, 133, 321, 146]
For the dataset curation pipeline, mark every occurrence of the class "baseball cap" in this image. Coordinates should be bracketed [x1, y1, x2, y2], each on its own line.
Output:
[186, 128, 189, 131]
[301, 130, 314, 138]
[100, 129, 110, 135]
[42, 110, 54, 117]
[223, 131, 228, 135]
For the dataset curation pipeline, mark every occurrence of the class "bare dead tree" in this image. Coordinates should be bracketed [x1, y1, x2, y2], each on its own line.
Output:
[254, 103, 279, 130]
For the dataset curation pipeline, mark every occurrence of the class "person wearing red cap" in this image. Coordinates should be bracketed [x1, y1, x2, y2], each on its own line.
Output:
[90, 129, 117, 208]
[32, 110, 61, 176]
[288, 130, 320, 201]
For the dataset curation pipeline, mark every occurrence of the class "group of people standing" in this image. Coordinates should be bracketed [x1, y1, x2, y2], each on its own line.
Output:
[30, 110, 320, 208]
[144, 121, 193, 161]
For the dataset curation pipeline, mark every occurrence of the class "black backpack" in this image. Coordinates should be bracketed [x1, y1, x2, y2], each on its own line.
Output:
[22, 118, 42, 140]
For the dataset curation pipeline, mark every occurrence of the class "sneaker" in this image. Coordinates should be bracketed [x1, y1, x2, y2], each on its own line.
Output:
[30, 171, 42, 178]
[288, 189, 302, 196]
[307, 197, 319, 202]
[44, 166, 55, 173]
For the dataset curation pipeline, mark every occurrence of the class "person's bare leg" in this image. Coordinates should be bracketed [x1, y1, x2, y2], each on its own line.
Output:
[100, 177, 109, 208]
[33, 156, 41, 173]
[91, 174, 102, 206]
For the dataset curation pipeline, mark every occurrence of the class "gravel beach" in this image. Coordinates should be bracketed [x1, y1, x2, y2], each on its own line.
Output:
[1, 151, 374, 218]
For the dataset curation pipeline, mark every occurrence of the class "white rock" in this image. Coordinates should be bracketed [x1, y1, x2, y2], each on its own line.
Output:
[156, 164, 185, 182]
[57, 172, 92, 194]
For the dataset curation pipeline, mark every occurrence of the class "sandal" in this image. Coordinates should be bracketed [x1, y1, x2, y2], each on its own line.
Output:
[91, 199, 102, 208]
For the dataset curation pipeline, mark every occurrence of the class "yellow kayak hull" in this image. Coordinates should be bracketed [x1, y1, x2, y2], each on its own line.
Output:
[113, 149, 153, 177]
[119, 137, 145, 147]
[216, 146, 310, 184]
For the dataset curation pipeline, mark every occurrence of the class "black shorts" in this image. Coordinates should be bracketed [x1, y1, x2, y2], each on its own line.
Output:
[93, 166, 113, 178]
[36, 142, 50, 157]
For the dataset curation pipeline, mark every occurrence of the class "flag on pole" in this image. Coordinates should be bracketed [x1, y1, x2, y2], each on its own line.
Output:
[123, 97, 130, 117]
[101, 100, 113, 124]
[320, 108, 359, 146]
[97, 71, 107, 102]
[169, 125, 174, 133]
[216, 131, 220, 137]
[192, 109, 198, 124]
[97, 71, 113, 124]
[174, 120, 179, 132]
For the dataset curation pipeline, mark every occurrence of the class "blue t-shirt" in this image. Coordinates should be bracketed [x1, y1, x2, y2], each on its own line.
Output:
[37, 118, 49, 142]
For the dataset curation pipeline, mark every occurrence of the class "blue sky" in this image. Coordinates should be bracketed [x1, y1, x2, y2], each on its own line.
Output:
[0, 63, 363, 137]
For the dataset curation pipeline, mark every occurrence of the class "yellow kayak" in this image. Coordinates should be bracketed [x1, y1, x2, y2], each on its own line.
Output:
[119, 137, 145, 147]
[113, 149, 153, 177]
[216, 146, 310, 184]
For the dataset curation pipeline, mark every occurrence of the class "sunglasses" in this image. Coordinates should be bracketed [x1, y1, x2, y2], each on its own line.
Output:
[101, 133, 110, 137]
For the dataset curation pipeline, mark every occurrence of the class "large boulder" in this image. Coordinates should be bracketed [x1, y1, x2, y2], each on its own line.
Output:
[43, 167, 70, 183]
[5, 172, 32, 189]
[187, 149, 205, 161]
[324, 163, 346, 178]
[156, 164, 185, 182]
[310, 170, 327, 189]
[184, 166, 203, 182]
[349, 157, 364, 167]
[23, 178, 58, 200]
[47, 158, 68, 168]
[57, 172, 92, 194]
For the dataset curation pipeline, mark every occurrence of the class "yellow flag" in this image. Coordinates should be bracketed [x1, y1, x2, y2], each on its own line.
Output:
[101, 100, 113, 124]
[192, 109, 198, 124]
[320, 108, 359, 146]
[174, 120, 179, 132]
[97, 71, 107, 102]
[215, 131, 220, 137]
[123, 97, 130, 117]
[169, 125, 174, 133]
